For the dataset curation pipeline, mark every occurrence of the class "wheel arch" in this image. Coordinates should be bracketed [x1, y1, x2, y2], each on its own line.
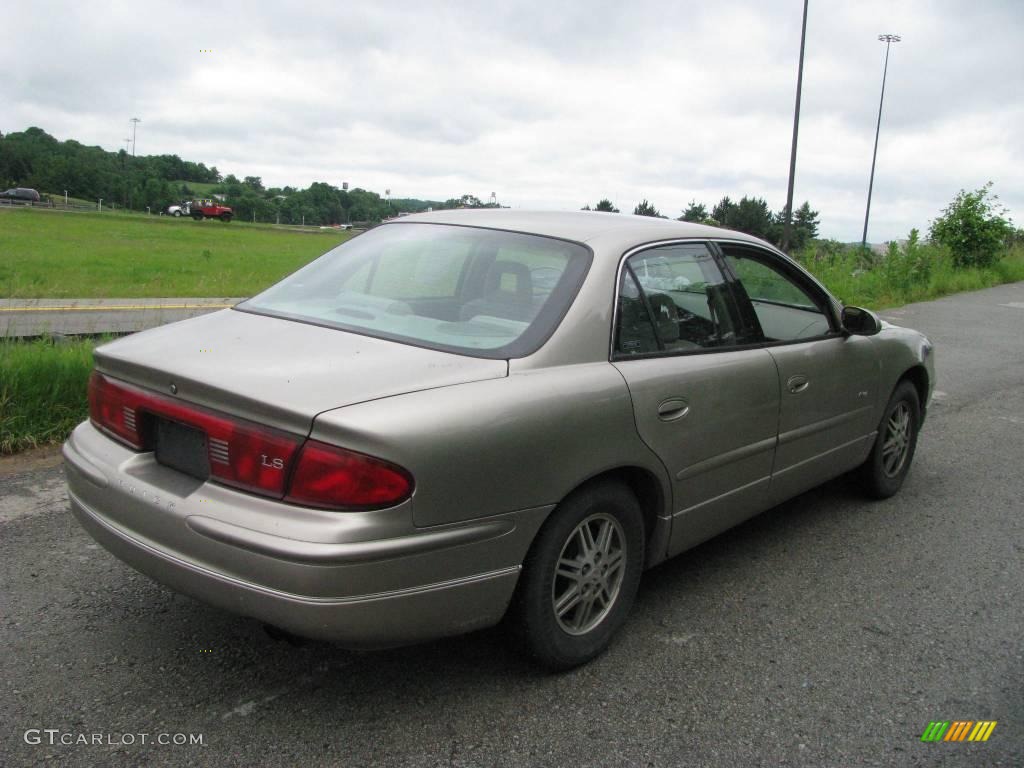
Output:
[898, 364, 930, 418]
[556, 464, 671, 569]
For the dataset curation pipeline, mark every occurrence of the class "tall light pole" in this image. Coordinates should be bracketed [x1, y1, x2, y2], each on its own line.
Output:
[122, 137, 131, 208]
[128, 118, 141, 211]
[861, 34, 900, 249]
[782, 0, 809, 252]
[130, 117, 141, 156]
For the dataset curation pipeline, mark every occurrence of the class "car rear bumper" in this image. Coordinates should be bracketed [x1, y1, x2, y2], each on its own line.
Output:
[64, 421, 551, 647]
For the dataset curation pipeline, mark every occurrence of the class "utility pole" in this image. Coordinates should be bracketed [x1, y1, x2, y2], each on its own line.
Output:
[861, 35, 901, 250]
[782, 0, 809, 252]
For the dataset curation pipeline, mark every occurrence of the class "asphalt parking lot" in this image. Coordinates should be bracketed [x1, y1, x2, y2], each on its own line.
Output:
[1, 282, 1021, 767]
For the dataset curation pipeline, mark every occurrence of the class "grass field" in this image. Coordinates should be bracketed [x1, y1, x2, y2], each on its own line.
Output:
[0, 337, 97, 454]
[0, 207, 349, 298]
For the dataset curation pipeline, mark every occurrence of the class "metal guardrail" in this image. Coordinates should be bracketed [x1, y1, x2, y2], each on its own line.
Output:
[0, 199, 102, 211]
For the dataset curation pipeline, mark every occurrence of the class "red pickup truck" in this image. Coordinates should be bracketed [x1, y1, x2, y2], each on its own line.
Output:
[189, 199, 233, 222]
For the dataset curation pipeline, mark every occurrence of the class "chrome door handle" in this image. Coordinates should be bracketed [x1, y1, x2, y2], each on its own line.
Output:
[787, 375, 809, 394]
[657, 398, 690, 422]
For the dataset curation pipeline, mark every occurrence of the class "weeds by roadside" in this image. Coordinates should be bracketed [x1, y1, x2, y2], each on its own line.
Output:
[795, 239, 1024, 310]
[0, 337, 98, 454]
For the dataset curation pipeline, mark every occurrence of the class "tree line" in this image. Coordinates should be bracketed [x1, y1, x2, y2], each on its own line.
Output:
[0, 127, 491, 225]
[4, 126, 821, 238]
[583, 196, 821, 250]
[0, 127, 219, 210]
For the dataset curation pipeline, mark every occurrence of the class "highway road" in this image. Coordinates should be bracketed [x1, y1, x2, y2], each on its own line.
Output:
[1, 282, 1021, 767]
[0, 298, 243, 338]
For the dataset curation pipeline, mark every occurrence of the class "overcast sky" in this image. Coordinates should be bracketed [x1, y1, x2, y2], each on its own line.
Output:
[3, 0, 1021, 241]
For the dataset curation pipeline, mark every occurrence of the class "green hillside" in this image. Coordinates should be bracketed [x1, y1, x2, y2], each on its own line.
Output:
[0, 207, 350, 298]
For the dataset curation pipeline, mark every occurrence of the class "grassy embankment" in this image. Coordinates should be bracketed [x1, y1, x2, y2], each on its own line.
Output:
[0, 207, 349, 298]
[0, 337, 99, 454]
[1, 208, 349, 453]
[2, 208, 1022, 454]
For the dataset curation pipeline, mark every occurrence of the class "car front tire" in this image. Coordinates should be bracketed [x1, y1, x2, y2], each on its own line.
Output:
[513, 479, 645, 670]
[860, 379, 921, 499]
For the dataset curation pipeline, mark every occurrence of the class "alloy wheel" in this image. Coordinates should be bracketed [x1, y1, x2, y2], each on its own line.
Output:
[552, 513, 627, 636]
[882, 401, 912, 477]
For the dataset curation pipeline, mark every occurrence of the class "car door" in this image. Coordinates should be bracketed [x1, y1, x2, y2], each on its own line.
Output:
[611, 242, 781, 556]
[717, 243, 880, 504]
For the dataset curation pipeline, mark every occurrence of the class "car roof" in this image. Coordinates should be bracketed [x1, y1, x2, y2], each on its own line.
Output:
[387, 209, 771, 251]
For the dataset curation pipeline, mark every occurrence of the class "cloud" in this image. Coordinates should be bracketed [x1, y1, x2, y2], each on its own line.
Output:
[2, 0, 1021, 240]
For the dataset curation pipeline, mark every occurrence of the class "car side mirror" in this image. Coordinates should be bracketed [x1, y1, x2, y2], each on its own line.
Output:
[841, 306, 881, 336]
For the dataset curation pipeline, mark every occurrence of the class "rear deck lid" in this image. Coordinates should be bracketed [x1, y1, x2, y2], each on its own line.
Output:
[94, 308, 508, 435]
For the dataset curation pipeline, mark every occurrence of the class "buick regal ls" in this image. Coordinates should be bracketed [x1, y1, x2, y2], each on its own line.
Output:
[64, 210, 934, 669]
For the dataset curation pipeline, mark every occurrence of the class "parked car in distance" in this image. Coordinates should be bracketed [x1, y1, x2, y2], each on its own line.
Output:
[166, 202, 186, 217]
[64, 210, 935, 669]
[190, 199, 233, 222]
[2, 187, 41, 202]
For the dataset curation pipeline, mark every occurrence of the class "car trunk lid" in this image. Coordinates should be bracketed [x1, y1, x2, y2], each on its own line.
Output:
[94, 308, 508, 435]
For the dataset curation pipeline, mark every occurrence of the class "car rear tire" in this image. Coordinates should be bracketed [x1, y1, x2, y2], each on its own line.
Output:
[173, 210, 182, 217]
[192, 213, 203, 221]
[512, 479, 644, 670]
[859, 380, 921, 499]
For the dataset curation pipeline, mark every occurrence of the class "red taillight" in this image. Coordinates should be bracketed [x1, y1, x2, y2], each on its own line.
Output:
[88, 372, 413, 510]
[285, 440, 414, 510]
[89, 371, 147, 449]
[205, 420, 299, 498]
[88, 372, 301, 497]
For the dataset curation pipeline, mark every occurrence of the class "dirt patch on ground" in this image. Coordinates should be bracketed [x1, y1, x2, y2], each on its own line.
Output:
[0, 443, 63, 477]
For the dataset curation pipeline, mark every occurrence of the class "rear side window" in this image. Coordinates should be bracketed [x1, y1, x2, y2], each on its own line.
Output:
[614, 243, 745, 357]
[240, 223, 591, 359]
[615, 270, 659, 355]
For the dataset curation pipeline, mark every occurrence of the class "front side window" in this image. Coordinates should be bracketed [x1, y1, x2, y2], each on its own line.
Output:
[721, 246, 833, 342]
[240, 223, 591, 358]
[614, 243, 744, 357]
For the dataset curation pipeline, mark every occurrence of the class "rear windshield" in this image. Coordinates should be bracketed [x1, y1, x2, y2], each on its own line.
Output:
[238, 222, 592, 358]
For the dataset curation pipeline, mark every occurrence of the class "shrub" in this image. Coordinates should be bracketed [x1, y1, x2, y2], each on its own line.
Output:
[882, 229, 936, 294]
[929, 182, 1013, 268]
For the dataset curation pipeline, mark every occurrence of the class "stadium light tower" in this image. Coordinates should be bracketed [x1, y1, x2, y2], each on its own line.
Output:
[861, 34, 901, 249]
